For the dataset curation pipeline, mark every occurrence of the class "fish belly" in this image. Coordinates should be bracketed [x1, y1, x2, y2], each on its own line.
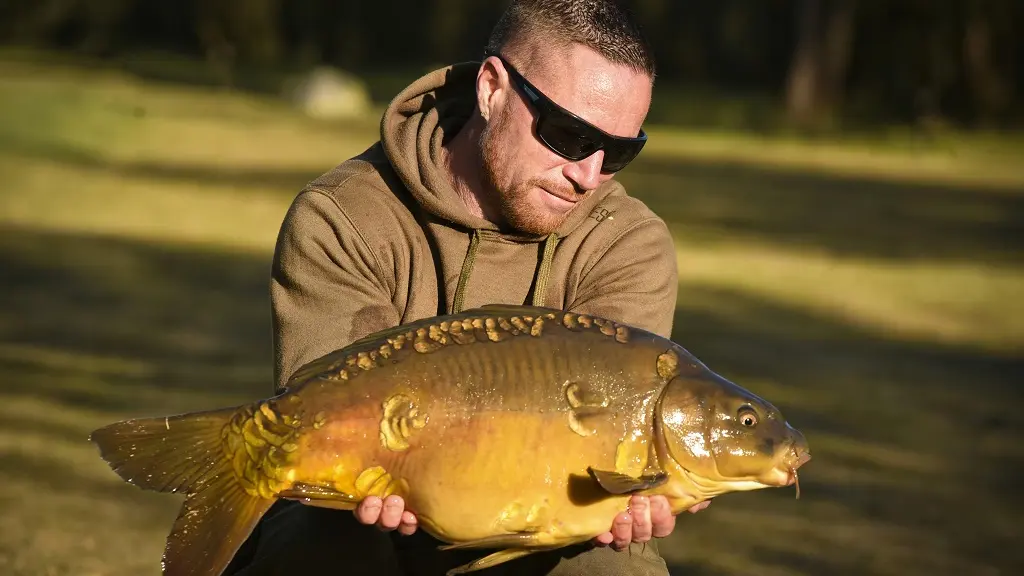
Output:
[396, 410, 629, 544]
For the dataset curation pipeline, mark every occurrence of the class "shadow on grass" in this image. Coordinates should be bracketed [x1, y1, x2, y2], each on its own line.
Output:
[0, 225, 1020, 575]
[0, 224, 275, 413]
[620, 155, 1024, 264]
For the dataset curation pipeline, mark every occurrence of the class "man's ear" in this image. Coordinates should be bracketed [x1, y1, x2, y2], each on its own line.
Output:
[476, 57, 505, 123]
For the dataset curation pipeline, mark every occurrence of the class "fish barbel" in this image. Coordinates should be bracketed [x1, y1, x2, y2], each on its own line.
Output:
[89, 304, 811, 575]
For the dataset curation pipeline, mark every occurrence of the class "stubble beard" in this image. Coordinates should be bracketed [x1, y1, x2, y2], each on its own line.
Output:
[479, 112, 573, 237]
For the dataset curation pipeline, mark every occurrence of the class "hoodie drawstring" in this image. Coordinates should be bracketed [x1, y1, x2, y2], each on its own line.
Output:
[532, 232, 560, 307]
[452, 229, 480, 314]
[451, 230, 560, 313]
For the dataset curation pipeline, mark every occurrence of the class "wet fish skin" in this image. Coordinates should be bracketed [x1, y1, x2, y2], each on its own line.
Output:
[89, 303, 811, 576]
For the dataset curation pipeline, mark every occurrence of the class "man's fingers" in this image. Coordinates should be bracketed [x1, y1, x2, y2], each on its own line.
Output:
[649, 496, 677, 538]
[355, 496, 383, 525]
[397, 510, 418, 535]
[629, 496, 653, 543]
[592, 531, 614, 547]
[610, 511, 632, 551]
[376, 495, 405, 530]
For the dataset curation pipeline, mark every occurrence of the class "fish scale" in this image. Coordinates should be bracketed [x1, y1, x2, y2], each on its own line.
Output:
[89, 303, 811, 576]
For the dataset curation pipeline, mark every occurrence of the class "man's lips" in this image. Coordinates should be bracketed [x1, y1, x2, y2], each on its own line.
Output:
[543, 187, 581, 204]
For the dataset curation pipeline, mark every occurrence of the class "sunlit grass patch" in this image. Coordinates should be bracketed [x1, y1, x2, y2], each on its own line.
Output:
[0, 55, 378, 163]
[674, 243, 1024, 354]
[642, 126, 1024, 191]
[0, 153, 295, 253]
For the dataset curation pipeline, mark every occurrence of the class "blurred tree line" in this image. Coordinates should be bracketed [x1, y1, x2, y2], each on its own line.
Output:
[1, 0, 1020, 130]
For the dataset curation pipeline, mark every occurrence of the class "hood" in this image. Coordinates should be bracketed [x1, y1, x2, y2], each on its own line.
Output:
[378, 61, 625, 242]
[378, 61, 629, 314]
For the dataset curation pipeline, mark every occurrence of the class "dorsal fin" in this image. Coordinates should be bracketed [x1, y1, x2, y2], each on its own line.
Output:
[345, 304, 565, 348]
[284, 304, 570, 390]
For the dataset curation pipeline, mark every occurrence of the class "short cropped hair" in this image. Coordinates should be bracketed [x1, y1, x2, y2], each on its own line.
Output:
[485, 0, 656, 78]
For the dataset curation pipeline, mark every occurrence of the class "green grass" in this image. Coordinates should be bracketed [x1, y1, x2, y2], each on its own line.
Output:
[0, 52, 1022, 576]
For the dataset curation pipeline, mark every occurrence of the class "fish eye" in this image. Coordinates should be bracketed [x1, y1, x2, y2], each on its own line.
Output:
[738, 407, 758, 427]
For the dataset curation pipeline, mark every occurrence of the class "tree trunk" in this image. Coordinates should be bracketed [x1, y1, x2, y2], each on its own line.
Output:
[785, 0, 857, 127]
[820, 0, 856, 111]
[963, 0, 1013, 125]
[785, 0, 823, 125]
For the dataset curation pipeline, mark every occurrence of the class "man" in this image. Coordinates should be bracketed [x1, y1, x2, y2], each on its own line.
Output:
[226, 1, 709, 574]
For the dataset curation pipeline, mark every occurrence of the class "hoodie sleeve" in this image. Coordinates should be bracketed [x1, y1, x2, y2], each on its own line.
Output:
[269, 189, 400, 391]
[569, 217, 679, 339]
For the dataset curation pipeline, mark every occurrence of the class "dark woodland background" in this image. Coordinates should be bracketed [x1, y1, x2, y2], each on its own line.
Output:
[2, 0, 1021, 131]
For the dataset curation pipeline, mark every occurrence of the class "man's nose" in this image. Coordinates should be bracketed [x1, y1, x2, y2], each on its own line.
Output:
[563, 151, 606, 192]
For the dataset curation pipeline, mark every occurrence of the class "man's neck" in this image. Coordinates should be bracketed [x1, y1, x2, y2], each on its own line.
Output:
[441, 119, 496, 223]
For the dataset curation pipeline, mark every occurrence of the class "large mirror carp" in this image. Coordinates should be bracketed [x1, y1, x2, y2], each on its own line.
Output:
[89, 304, 811, 576]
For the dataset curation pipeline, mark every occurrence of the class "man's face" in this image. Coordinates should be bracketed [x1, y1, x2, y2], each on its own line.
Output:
[477, 42, 653, 236]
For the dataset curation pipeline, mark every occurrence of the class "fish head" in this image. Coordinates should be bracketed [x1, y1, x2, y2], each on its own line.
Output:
[657, 366, 810, 499]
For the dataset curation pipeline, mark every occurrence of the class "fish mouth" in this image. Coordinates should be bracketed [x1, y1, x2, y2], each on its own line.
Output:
[786, 446, 811, 470]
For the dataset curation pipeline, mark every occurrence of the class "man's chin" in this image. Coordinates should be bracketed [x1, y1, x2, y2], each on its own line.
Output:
[503, 208, 566, 237]
[498, 187, 579, 236]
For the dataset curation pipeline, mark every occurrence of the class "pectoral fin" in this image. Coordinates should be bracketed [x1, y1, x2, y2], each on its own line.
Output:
[278, 482, 360, 510]
[446, 549, 538, 575]
[443, 532, 596, 574]
[587, 467, 668, 494]
[438, 532, 541, 551]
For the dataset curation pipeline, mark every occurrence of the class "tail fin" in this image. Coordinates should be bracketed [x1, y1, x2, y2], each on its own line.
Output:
[90, 406, 277, 576]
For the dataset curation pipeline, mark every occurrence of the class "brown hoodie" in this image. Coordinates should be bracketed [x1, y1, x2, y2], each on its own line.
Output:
[270, 61, 678, 391]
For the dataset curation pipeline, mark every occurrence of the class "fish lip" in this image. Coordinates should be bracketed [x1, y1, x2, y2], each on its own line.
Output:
[784, 436, 811, 469]
[782, 448, 811, 486]
[775, 445, 810, 487]
[795, 451, 812, 468]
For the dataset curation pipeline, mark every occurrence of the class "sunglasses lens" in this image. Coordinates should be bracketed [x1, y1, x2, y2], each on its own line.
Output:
[600, 139, 646, 173]
[537, 113, 601, 160]
[538, 113, 646, 173]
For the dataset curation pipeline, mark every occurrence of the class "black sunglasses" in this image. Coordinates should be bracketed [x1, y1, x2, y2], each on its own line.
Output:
[484, 51, 648, 174]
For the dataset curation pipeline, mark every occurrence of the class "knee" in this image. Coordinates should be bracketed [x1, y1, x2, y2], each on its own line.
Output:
[541, 541, 669, 576]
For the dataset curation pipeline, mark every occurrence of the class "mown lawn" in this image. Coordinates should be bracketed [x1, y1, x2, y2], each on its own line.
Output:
[0, 52, 1021, 576]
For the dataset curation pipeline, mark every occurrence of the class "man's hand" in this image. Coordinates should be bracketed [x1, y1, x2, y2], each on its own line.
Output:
[355, 495, 418, 535]
[353, 493, 710, 549]
[592, 495, 711, 551]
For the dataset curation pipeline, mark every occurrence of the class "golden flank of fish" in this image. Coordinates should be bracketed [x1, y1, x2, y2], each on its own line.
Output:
[89, 304, 811, 576]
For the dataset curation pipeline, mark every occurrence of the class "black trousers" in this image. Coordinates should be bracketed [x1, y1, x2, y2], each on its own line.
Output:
[225, 500, 671, 576]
